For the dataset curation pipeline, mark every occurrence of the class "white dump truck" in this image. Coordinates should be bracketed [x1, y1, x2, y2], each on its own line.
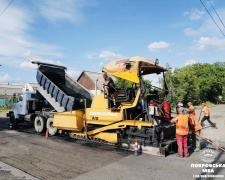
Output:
[7, 62, 93, 134]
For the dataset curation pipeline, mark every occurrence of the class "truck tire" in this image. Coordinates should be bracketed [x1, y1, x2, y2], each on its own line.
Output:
[47, 117, 57, 135]
[34, 116, 46, 133]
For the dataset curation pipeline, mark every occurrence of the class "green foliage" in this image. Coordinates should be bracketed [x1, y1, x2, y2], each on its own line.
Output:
[114, 77, 151, 95]
[114, 77, 133, 89]
[163, 62, 225, 105]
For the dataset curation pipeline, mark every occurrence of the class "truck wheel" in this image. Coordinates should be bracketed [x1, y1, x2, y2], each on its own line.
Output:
[34, 116, 46, 133]
[47, 117, 57, 135]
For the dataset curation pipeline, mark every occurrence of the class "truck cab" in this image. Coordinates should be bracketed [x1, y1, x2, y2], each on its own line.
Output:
[7, 91, 37, 125]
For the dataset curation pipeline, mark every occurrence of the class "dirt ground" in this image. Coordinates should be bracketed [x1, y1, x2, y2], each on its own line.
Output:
[0, 105, 225, 180]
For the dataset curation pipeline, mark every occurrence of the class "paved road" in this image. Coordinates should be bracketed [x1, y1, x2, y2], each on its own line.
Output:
[0, 105, 225, 180]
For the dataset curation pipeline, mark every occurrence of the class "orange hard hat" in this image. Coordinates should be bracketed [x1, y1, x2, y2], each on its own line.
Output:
[187, 102, 192, 105]
[202, 103, 206, 106]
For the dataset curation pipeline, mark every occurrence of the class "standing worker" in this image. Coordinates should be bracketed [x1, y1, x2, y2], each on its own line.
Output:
[187, 102, 195, 116]
[171, 107, 189, 157]
[201, 103, 217, 129]
[189, 114, 202, 152]
[176, 102, 183, 114]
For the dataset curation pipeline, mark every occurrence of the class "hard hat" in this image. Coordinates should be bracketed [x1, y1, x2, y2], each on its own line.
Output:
[178, 107, 184, 112]
[187, 102, 192, 105]
[202, 103, 206, 106]
[177, 102, 183, 107]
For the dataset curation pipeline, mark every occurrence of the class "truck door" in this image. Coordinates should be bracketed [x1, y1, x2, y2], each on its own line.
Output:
[13, 94, 26, 119]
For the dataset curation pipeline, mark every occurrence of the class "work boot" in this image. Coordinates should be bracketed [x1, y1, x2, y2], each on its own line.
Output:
[113, 105, 117, 109]
[184, 154, 189, 157]
[176, 154, 183, 158]
[194, 148, 200, 152]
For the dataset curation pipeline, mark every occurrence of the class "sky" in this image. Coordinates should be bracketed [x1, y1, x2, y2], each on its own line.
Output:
[0, 0, 225, 86]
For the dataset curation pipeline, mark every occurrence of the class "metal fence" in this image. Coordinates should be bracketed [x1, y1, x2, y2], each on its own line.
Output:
[0, 99, 14, 106]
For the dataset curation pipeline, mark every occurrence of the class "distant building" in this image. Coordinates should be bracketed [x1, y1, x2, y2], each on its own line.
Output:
[0, 83, 39, 99]
[77, 71, 116, 96]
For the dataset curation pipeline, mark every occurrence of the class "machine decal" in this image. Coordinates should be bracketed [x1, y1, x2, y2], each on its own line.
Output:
[90, 112, 118, 117]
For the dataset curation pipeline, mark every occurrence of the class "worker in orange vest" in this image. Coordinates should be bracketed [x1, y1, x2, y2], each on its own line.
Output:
[176, 102, 183, 114]
[189, 114, 202, 152]
[171, 107, 189, 157]
[201, 103, 217, 129]
[187, 102, 195, 116]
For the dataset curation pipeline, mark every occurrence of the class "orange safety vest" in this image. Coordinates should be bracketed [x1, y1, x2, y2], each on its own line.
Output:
[204, 106, 210, 116]
[176, 114, 189, 135]
[189, 106, 195, 116]
[189, 115, 202, 131]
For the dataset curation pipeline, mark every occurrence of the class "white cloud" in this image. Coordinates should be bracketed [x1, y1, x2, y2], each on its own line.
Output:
[147, 41, 170, 52]
[24, 50, 31, 57]
[67, 69, 80, 79]
[184, 8, 225, 37]
[184, 8, 205, 20]
[98, 61, 104, 67]
[195, 37, 225, 50]
[86, 54, 95, 59]
[0, 1, 62, 69]
[19, 58, 65, 70]
[184, 28, 198, 36]
[98, 51, 124, 61]
[0, 74, 13, 83]
[38, 0, 93, 23]
[20, 61, 38, 70]
[185, 59, 197, 66]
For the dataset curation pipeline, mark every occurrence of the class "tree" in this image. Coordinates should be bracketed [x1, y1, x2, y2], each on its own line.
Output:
[162, 62, 225, 105]
[114, 77, 133, 89]
[114, 77, 151, 96]
[192, 62, 225, 103]
[172, 66, 200, 105]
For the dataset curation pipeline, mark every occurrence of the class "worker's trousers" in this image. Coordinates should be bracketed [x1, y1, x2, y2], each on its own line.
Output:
[176, 134, 189, 156]
[191, 130, 201, 149]
[201, 116, 216, 127]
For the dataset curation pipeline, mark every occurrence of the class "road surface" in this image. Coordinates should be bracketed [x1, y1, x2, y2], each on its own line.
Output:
[0, 105, 224, 180]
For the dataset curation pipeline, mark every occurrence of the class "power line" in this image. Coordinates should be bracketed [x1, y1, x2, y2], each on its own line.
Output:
[199, 0, 225, 38]
[0, 0, 14, 17]
[207, 0, 225, 29]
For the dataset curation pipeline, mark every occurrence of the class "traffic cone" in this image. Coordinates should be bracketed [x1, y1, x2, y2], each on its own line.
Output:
[9, 123, 13, 130]
[134, 139, 139, 156]
[45, 128, 49, 138]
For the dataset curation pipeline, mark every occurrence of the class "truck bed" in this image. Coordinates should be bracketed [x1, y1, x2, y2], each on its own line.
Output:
[34, 62, 92, 111]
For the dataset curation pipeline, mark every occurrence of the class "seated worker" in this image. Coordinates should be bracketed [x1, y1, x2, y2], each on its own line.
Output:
[102, 73, 116, 108]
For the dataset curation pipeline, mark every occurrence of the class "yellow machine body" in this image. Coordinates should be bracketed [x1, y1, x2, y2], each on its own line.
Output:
[53, 88, 154, 143]
[52, 56, 168, 144]
[53, 110, 84, 131]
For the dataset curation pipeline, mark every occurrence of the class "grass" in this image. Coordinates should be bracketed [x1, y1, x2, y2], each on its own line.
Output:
[0, 106, 12, 113]
[170, 101, 217, 114]
[194, 101, 216, 109]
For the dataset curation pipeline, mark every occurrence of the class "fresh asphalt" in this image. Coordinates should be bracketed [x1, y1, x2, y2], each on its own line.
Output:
[0, 105, 224, 180]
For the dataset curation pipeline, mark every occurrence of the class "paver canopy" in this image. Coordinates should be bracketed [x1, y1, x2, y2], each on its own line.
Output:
[102, 56, 167, 83]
